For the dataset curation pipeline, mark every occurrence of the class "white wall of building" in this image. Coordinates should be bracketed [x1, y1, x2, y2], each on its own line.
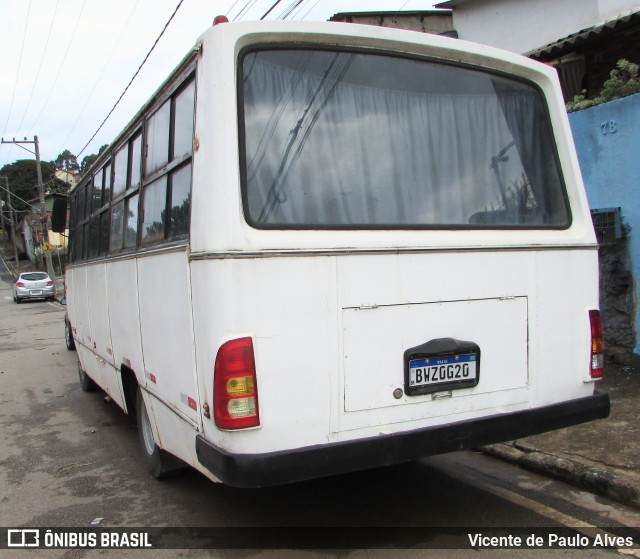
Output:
[449, 0, 640, 53]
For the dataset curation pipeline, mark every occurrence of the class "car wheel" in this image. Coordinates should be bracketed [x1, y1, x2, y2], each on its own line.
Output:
[78, 361, 97, 392]
[15, 296, 21, 304]
[65, 318, 76, 351]
[136, 387, 185, 479]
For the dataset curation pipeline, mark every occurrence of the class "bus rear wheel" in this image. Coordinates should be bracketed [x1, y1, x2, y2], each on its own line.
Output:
[136, 388, 185, 479]
[78, 361, 97, 392]
[65, 317, 76, 351]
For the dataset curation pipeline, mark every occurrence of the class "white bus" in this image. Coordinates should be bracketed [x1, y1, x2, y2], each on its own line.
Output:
[61, 18, 610, 487]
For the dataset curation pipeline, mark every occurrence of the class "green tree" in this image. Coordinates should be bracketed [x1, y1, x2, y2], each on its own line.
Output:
[567, 59, 640, 112]
[54, 149, 80, 172]
[80, 144, 109, 176]
[0, 159, 65, 215]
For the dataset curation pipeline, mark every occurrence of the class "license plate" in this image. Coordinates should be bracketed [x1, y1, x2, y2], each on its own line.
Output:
[31, 290, 43, 296]
[408, 354, 477, 391]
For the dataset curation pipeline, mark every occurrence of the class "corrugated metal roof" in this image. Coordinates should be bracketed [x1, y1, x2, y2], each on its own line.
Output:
[527, 10, 640, 58]
[435, 0, 472, 7]
[329, 10, 451, 20]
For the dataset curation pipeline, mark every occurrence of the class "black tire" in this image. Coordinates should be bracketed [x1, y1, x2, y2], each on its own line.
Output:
[15, 296, 21, 304]
[136, 388, 185, 479]
[78, 361, 97, 392]
[65, 317, 76, 351]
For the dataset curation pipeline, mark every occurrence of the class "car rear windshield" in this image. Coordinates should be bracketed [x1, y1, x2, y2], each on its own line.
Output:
[240, 48, 570, 229]
[22, 273, 48, 281]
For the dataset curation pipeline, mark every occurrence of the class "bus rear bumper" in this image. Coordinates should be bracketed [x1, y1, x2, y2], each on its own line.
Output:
[195, 391, 610, 488]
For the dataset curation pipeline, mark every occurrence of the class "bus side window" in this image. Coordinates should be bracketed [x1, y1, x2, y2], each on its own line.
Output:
[124, 193, 139, 248]
[141, 76, 195, 245]
[110, 201, 125, 252]
[141, 177, 168, 245]
[173, 80, 195, 160]
[109, 131, 142, 253]
[145, 101, 171, 177]
[113, 144, 128, 200]
[169, 163, 191, 238]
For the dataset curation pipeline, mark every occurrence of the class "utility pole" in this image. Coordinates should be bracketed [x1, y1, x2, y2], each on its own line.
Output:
[1, 136, 56, 282]
[0, 193, 7, 246]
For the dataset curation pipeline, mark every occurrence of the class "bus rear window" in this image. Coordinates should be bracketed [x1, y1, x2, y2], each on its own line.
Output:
[240, 49, 570, 229]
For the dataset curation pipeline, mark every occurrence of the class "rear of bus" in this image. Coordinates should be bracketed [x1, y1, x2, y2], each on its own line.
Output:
[189, 21, 609, 487]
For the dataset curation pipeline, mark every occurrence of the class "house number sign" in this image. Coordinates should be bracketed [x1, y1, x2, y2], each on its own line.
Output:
[601, 120, 618, 135]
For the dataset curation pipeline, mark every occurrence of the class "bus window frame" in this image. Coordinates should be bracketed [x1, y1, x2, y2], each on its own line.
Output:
[237, 45, 572, 232]
[68, 67, 196, 264]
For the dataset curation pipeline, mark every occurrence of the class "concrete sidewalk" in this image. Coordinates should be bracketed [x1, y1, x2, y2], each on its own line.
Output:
[483, 361, 640, 510]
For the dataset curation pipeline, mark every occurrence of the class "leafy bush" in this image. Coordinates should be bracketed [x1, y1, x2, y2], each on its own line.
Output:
[566, 59, 640, 112]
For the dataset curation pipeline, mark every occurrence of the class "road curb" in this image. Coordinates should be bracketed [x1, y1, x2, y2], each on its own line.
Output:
[482, 442, 640, 511]
[0, 252, 17, 281]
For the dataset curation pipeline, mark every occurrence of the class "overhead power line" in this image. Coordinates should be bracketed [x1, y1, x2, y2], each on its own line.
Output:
[75, 0, 186, 159]
[74, 0, 329, 161]
[0, 178, 58, 214]
[279, 0, 306, 19]
[27, 0, 88, 139]
[62, 0, 141, 149]
[15, 0, 61, 137]
[233, 0, 260, 21]
[261, 0, 284, 20]
[225, 0, 242, 16]
[2, 1, 32, 146]
[286, 0, 309, 20]
[297, 0, 321, 21]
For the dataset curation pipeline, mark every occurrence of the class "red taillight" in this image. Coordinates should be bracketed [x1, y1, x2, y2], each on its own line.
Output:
[16, 282, 24, 287]
[589, 310, 604, 379]
[213, 337, 260, 429]
[47, 281, 53, 286]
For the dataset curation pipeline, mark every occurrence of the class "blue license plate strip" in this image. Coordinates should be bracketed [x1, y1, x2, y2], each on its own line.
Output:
[408, 353, 478, 392]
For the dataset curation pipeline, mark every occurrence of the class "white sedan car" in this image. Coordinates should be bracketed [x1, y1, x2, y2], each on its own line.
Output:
[13, 272, 55, 303]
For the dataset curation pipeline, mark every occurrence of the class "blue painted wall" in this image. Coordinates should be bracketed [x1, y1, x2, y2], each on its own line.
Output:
[569, 93, 640, 354]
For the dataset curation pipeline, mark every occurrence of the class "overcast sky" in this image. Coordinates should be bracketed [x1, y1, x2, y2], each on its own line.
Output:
[0, 0, 434, 168]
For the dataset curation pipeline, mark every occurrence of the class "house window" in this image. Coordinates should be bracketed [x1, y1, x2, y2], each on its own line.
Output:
[554, 56, 586, 101]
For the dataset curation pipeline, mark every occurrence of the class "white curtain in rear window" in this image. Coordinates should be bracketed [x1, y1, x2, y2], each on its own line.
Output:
[242, 50, 568, 228]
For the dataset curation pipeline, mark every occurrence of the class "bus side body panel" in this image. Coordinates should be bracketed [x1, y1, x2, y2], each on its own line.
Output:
[68, 264, 126, 410]
[69, 267, 89, 353]
[68, 266, 106, 396]
[106, 259, 144, 384]
[86, 264, 126, 409]
[137, 251, 201, 464]
[69, 252, 202, 471]
[85, 264, 113, 364]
